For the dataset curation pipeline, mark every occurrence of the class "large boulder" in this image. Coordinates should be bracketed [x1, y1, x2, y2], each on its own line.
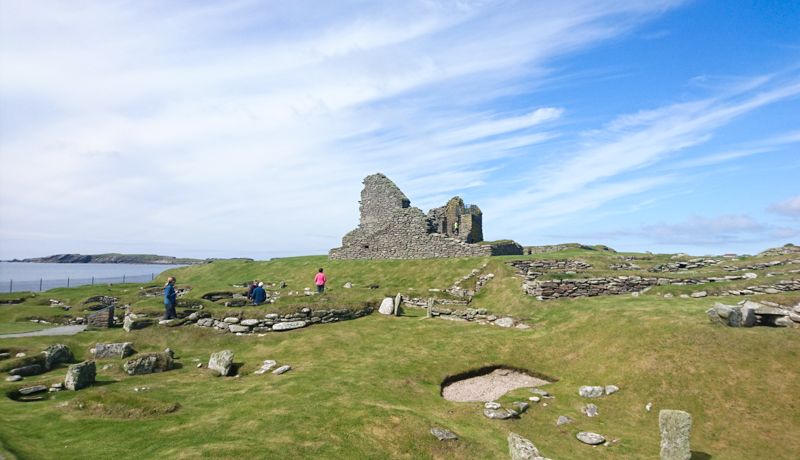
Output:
[94, 342, 133, 359]
[43, 344, 70, 370]
[123, 352, 173, 376]
[378, 298, 394, 315]
[713, 302, 736, 319]
[659, 410, 691, 460]
[579, 386, 604, 398]
[208, 350, 234, 376]
[508, 432, 547, 460]
[65, 360, 96, 391]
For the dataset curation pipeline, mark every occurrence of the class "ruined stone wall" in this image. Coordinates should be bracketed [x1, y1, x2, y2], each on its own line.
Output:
[329, 173, 521, 260]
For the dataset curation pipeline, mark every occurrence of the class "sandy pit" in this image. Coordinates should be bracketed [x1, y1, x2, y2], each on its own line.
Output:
[441, 368, 550, 402]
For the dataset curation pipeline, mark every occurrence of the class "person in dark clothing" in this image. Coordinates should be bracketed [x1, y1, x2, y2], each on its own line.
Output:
[251, 282, 267, 305]
[247, 279, 259, 300]
[163, 277, 178, 320]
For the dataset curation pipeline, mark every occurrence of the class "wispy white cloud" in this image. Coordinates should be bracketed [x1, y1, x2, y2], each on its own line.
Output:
[767, 195, 800, 217]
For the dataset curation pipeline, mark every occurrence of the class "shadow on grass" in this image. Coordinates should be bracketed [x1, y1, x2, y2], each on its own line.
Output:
[691, 452, 712, 460]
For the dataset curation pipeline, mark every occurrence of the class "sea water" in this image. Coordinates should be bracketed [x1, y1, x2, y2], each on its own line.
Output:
[0, 262, 187, 293]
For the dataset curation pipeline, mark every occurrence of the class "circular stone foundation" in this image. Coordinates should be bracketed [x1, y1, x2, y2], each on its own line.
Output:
[441, 366, 553, 402]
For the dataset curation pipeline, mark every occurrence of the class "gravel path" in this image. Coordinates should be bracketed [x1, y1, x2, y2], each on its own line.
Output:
[0, 325, 87, 339]
[442, 368, 550, 402]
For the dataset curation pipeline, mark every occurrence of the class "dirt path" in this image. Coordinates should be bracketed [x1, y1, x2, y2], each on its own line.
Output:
[442, 368, 550, 402]
[0, 325, 87, 339]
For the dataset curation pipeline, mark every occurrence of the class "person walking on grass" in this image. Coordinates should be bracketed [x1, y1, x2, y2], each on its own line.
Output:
[163, 277, 178, 320]
[247, 279, 259, 300]
[315, 268, 327, 294]
[252, 282, 267, 305]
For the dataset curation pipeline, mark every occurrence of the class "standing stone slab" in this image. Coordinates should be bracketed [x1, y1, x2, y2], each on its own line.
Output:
[394, 293, 403, 316]
[94, 342, 133, 359]
[727, 307, 743, 327]
[659, 410, 692, 460]
[427, 298, 434, 317]
[65, 361, 96, 391]
[87, 305, 114, 328]
[508, 432, 542, 460]
[378, 298, 394, 315]
[43, 344, 70, 370]
[209, 350, 234, 376]
[706, 308, 725, 325]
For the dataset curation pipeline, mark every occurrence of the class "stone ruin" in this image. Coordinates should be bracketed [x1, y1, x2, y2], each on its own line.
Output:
[329, 173, 522, 260]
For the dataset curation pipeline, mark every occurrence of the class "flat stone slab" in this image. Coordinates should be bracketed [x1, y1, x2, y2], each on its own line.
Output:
[272, 365, 291, 375]
[272, 321, 307, 331]
[576, 432, 605, 445]
[19, 385, 47, 395]
[484, 409, 514, 419]
[579, 386, 604, 398]
[94, 342, 133, 359]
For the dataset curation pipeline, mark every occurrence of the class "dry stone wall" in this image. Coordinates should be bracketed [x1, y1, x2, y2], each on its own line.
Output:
[329, 173, 522, 260]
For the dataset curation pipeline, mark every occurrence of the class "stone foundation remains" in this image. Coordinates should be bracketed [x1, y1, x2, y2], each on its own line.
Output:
[329, 173, 522, 260]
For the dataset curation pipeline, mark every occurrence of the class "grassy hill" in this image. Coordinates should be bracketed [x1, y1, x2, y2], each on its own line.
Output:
[1, 249, 798, 459]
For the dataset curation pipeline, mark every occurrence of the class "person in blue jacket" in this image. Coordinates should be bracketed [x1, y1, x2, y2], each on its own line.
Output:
[252, 282, 267, 305]
[163, 276, 178, 320]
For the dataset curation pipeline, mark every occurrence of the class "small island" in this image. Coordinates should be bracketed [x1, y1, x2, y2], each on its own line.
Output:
[6, 253, 253, 265]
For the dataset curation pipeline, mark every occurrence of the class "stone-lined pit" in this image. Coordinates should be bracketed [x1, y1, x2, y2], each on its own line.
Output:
[440, 365, 556, 402]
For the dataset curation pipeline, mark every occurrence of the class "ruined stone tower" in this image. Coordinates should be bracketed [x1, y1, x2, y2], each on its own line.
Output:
[328, 173, 521, 260]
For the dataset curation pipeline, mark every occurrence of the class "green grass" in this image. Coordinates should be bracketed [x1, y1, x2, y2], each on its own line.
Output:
[0, 250, 798, 459]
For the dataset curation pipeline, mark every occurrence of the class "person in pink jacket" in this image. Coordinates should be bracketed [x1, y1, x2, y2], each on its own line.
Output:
[315, 268, 327, 294]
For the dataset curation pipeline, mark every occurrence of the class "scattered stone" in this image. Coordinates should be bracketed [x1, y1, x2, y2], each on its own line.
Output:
[208, 350, 234, 376]
[43, 344, 70, 370]
[19, 385, 47, 395]
[16, 352, 25, 358]
[123, 353, 173, 376]
[508, 432, 545, 460]
[744, 273, 757, 279]
[690, 291, 707, 298]
[378, 298, 394, 315]
[5, 375, 23, 382]
[664, 294, 673, 298]
[579, 386, 604, 398]
[431, 427, 457, 441]
[513, 401, 529, 413]
[529, 396, 541, 402]
[344, 282, 352, 288]
[11, 364, 42, 377]
[515, 324, 531, 329]
[631, 292, 639, 297]
[646, 403, 653, 411]
[576, 432, 605, 445]
[0, 352, 10, 360]
[94, 342, 133, 359]
[495, 317, 514, 327]
[605, 385, 619, 395]
[485, 402, 502, 410]
[530, 388, 549, 396]
[680, 295, 690, 299]
[197, 363, 203, 368]
[164, 348, 174, 359]
[556, 416, 572, 425]
[659, 410, 692, 460]
[65, 361, 96, 391]
[272, 365, 291, 375]
[102, 364, 114, 370]
[582, 403, 599, 417]
[253, 360, 277, 374]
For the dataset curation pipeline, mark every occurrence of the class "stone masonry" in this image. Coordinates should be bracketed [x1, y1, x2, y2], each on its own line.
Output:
[329, 173, 522, 260]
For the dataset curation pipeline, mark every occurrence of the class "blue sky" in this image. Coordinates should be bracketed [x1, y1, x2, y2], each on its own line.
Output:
[1, 0, 798, 260]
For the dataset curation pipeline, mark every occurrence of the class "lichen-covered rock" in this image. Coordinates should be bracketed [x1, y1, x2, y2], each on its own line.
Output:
[706, 308, 725, 324]
[579, 386, 604, 398]
[484, 409, 514, 419]
[556, 416, 572, 425]
[494, 317, 514, 327]
[123, 316, 153, 332]
[727, 307, 743, 327]
[605, 385, 619, 395]
[209, 350, 234, 376]
[508, 432, 545, 460]
[659, 410, 691, 460]
[582, 403, 599, 417]
[65, 360, 96, 390]
[43, 344, 70, 370]
[19, 385, 47, 395]
[11, 364, 42, 377]
[94, 342, 133, 359]
[123, 353, 173, 376]
[431, 427, 457, 441]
